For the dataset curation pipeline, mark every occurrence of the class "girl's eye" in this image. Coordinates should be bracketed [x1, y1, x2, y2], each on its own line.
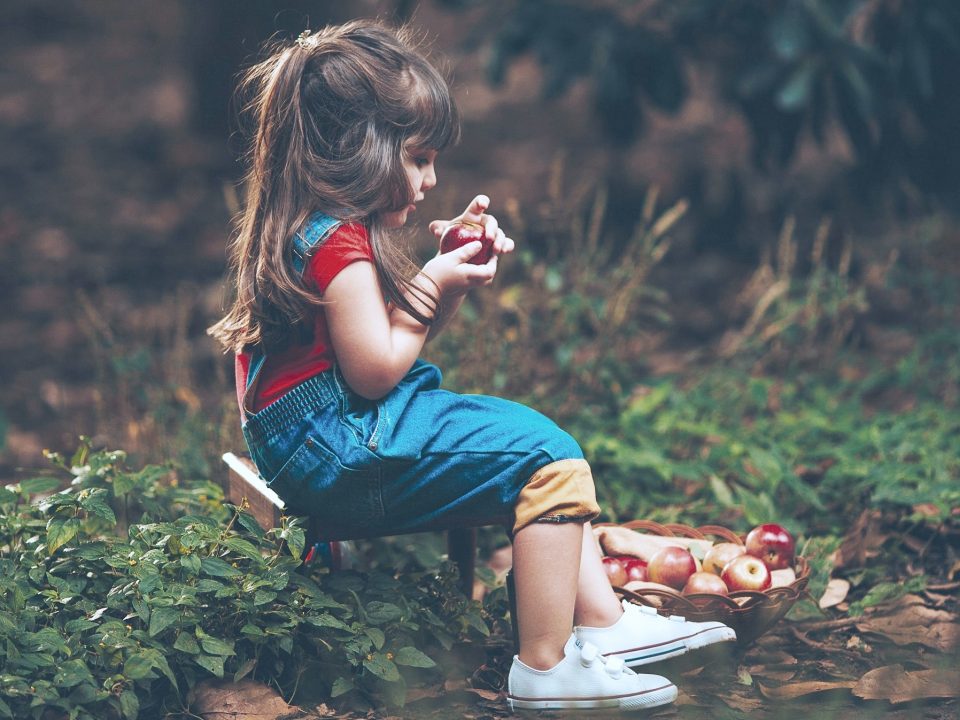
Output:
[415, 157, 431, 168]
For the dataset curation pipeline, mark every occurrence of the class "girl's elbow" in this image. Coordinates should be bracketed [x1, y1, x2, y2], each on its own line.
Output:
[341, 366, 399, 400]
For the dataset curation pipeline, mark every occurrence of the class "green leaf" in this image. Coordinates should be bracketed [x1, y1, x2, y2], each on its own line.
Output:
[281, 526, 305, 561]
[124, 652, 158, 680]
[365, 601, 403, 624]
[119, 689, 140, 720]
[148, 607, 180, 637]
[180, 553, 201, 574]
[394, 646, 436, 668]
[365, 627, 385, 650]
[306, 613, 352, 631]
[236, 512, 266, 539]
[200, 557, 242, 578]
[709, 474, 736, 507]
[173, 632, 200, 654]
[199, 635, 235, 657]
[80, 490, 117, 524]
[53, 658, 95, 688]
[195, 653, 225, 677]
[363, 652, 400, 681]
[222, 536, 262, 560]
[46, 518, 81, 554]
[20, 477, 62, 495]
[331, 676, 354, 697]
[253, 590, 277, 606]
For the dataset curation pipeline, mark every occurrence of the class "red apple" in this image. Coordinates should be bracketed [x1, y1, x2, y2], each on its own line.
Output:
[702, 542, 745, 576]
[682, 571, 729, 596]
[744, 523, 795, 570]
[617, 556, 648, 583]
[601, 556, 628, 587]
[721, 554, 772, 592]
[439, 221, 493, 265]
[646, 547, 698, 590]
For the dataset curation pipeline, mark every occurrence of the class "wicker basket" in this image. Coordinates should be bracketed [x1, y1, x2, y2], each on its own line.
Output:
[599, 520, 810, 646]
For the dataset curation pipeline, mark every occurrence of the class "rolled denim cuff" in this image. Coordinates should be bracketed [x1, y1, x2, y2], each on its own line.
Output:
[512, 459, 600, 534]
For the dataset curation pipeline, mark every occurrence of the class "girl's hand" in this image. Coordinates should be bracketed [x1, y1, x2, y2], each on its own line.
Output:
[420, 238, 497, 296]
[429, 194, 515, 272]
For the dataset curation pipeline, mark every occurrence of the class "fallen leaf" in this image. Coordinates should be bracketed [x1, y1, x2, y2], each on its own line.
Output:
[819, 578, 850, 609]
[718, 686, 765, 712]
[464, 688, 502, 702]
[856, 595, 960, 652]
[835, 510, 887, 570]
[853, 665, 960, 704]
[757, 680, 856, 700]
[187, 679, 302, 719]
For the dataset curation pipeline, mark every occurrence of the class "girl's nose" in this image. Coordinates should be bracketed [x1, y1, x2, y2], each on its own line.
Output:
[423, 163, 437, 190]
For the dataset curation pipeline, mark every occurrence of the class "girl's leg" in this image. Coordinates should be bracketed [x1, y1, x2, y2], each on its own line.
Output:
[511, 521, 584, 670]
[573, 521, 624, 628]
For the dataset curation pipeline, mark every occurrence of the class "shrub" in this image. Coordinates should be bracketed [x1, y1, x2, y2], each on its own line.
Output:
[0, 440, 487, 719]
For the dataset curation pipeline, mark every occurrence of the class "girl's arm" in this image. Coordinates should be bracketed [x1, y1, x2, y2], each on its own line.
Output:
[325, 196, 512, 399]
[324, 242, 491, 400]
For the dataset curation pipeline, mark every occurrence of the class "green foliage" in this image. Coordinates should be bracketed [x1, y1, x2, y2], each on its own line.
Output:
[426, 179, 684, 415]
[474, 0, 960, 184]
[575, 361, 960, 532]
[0, 441, 487, 718]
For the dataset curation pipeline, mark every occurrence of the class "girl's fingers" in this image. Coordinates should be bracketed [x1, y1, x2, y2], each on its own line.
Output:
[460, 194, 490, 225]
[493, 229, 513, 254]
[482, 213, 499, 242]
[428, 219, 447, 238]
[454, 240, 484, 263]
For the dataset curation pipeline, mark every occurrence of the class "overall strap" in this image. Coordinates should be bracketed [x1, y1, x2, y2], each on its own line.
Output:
[290, 211, 343, 274]
[242, 211, 343, 416]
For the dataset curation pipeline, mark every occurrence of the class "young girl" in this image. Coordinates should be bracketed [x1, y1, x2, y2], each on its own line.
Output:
[209, 20, 735, 712]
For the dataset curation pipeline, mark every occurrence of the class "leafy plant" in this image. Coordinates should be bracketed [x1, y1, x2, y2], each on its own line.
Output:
[0, 441, 487, 719]
[425, 169, 685, 419]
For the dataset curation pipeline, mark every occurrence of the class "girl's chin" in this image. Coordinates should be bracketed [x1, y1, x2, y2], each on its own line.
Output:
[383, 207, 413, 228]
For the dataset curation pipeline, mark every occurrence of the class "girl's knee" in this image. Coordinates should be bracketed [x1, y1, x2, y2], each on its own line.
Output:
[512, 458, 600, 534]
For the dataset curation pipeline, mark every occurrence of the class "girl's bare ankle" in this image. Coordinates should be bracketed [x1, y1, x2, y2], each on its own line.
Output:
[516, 648, 565, 672]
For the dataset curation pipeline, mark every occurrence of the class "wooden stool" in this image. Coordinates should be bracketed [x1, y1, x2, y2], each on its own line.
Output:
[221, 452, 498, 603]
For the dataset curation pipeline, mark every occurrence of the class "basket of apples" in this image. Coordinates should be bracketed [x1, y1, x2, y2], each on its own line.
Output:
[595, 520, 809, 645]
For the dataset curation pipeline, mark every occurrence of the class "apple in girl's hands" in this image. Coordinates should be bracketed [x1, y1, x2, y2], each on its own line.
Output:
[430, 194, 512, 268]
[744, 523, 795, 570]
[439, 221, 493, 265]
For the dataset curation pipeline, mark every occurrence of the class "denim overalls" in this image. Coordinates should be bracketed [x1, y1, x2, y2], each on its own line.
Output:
[240, 212, 598, 539]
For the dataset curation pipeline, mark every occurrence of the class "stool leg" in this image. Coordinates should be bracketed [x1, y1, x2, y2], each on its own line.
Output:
[447, 527, 477, 598]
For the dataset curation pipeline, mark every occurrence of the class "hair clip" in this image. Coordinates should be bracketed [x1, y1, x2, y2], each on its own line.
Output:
[296, 29, 318, 49]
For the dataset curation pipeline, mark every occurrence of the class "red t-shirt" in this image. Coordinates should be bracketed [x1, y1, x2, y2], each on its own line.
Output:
[236, 222, 374, 412]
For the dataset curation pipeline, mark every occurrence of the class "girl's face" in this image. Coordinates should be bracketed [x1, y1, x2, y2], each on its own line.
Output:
[382, 147, 438, 228]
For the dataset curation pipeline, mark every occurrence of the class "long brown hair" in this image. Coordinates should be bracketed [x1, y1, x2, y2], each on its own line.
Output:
[208, 20, 460, 353]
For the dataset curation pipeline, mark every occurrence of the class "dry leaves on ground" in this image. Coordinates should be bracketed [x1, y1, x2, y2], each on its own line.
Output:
[187, 679, 305, 720]
[853, 665, 960, 704]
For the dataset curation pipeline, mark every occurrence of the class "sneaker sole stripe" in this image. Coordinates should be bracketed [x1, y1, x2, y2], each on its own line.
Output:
[507, 682, 677, 707]
[620, 645, 687, 664]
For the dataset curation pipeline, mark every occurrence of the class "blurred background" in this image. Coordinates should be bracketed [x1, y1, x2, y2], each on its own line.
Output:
[2, 0, 958, 488]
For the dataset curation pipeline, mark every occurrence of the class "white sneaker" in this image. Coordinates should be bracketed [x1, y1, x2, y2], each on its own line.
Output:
[575, 600, 737, 668]
[506, 634, 678, 711]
